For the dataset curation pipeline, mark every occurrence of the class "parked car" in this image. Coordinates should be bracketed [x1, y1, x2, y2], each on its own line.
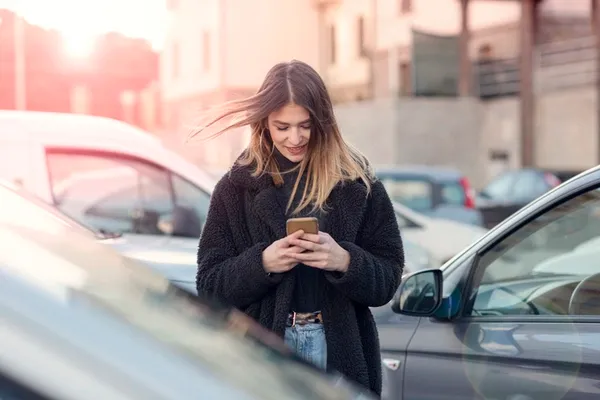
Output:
[394, 201, 488, 265]
[476, 167, 583, 228]
[376, 164, 600, 400]
[376, 165, 484, 226]
[0, 184, 374, 400]
[0, 179, 198, 293]
[0, 110, 215, 245]
[402, 238, 435, 274]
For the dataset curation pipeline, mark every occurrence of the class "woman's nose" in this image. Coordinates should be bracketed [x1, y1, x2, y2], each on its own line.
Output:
[288, 128, 302, 145]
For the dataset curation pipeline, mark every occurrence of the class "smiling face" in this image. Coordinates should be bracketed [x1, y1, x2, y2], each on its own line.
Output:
[267, 102, 311, 163]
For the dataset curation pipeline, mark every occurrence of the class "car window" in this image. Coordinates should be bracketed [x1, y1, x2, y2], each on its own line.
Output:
[171, 174, 211, 237]
[47, 152, 174, 236]
[511, 171, 547, 202]
[380, 178, 433, 212]
[440, 181, 466, 206]
[481, 171, 517, 200]
[0, 372, 51, 400]
[466, 187, 600, 317]
[395, 214, 409, 229]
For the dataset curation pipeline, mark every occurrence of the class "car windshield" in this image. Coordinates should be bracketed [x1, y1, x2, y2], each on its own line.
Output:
[479, 192, 600, 284]
[0, 186, 361, 400]
[379, 177, 433, 212]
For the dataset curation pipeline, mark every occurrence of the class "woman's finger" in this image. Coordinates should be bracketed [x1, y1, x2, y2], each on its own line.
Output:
[303, 260, 328, 269]
[300, 233, 322, 243]
[280, 230, 305, 246]
[289, 238, 321, 251]
[285, 245, 306, 254]
[290, 251, 326, 262]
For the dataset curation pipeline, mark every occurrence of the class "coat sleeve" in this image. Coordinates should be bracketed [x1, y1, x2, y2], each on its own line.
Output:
[325, 180, 404, 307]
[196, 179, 282, 309]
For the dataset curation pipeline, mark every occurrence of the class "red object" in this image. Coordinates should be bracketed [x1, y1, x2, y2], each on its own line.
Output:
[460, 177, 476, 208]
[543, 172, 561, 188]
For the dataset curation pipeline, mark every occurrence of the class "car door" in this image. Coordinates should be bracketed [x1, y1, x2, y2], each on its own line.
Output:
[44, 149, 211, 246]
[403, 184, 600, 400]
[373, 306, 420, 400]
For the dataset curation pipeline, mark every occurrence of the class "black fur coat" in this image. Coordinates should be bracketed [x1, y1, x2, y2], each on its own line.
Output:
[196, 160, 404, 396]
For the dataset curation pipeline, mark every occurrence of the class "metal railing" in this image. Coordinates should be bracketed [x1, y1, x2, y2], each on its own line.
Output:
[474, 58, 520, 99]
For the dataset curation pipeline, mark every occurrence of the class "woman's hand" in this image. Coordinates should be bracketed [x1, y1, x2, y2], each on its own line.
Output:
[289, 232, 350, 273]
[262, 230, 306, 274]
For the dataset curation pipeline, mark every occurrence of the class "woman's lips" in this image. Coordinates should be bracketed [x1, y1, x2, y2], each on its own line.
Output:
[286, 144, 307, 155]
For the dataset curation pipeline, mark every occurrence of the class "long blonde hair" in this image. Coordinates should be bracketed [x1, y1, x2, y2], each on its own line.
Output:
[192, 60, 373, 215]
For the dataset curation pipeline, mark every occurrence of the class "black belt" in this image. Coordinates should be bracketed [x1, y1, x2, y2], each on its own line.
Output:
[286, 311, 323, 327]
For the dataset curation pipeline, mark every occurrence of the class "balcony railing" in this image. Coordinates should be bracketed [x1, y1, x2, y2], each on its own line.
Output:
[474, 58, 520, 99]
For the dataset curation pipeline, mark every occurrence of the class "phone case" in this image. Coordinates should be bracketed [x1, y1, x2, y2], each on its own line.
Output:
[286, 217, 319, 235]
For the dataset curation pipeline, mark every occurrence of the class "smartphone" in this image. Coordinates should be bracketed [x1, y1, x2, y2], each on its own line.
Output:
[286, 217, 319, 236]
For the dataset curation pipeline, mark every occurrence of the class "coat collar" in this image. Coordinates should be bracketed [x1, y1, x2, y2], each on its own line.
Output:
[228, 158, 369, 240]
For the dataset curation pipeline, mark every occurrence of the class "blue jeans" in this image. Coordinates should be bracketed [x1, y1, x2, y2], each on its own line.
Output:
[284, 323, 327, 370]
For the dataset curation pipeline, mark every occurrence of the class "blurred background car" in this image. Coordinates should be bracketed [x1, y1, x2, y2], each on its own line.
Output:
[402, 239, 435, 275]
[0, 180, 198, 293]
[394, 201, 488, 266]
[0, 182, 375, 400]
[475, 167, 583, 228]
[0, 110, 216, 248]
[377, 165, 484, 227]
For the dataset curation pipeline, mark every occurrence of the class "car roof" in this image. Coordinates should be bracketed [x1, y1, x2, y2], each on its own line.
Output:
[0, 110, 162, 148]
[375, 165, 464, 181]
[0, 110, 218, 194]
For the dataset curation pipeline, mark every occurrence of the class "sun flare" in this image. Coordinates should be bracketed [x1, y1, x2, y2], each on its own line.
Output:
[62, 33, 96, 59]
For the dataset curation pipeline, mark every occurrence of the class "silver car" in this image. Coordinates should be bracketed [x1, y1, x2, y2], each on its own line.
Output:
[0, 180, 374, 400]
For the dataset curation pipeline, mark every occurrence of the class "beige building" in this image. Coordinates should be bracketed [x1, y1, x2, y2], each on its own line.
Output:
[160, 0, 523, 117]
[322, 0, 522, 101]
[160, 0, 333, 168]
[159, 0, 591, 171]
[160, 0, 326, 128]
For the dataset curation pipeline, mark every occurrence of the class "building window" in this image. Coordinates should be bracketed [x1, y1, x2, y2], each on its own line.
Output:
[358, 16, 367, 57]
[329, 25, 336, 65]
[202, 31, 211, 72]
[172, 42, 179, 79]
[400, 0, 412, 14]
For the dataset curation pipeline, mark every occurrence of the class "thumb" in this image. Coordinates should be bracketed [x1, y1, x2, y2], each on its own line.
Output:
[282, 229, 304, 246]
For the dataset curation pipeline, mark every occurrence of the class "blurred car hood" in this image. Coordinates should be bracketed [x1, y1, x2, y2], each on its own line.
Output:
[101, 235, 197, 289]
[405, 217, 488, 262]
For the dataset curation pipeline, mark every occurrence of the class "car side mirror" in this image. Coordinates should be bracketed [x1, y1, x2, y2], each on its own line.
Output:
[392, 269, 443, 316]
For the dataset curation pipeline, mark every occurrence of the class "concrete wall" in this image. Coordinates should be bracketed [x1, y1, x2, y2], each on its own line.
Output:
[333, 86, 599, 189]
[334, 97, 488, 187]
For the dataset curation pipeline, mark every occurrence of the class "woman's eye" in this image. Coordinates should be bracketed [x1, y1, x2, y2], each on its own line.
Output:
[276, 126, 289, 131]
[301, 125, 311, 130]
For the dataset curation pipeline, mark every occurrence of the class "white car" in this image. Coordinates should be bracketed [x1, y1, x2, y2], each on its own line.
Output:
[394, 201, 489, 266]
[0, 180, 198, 293]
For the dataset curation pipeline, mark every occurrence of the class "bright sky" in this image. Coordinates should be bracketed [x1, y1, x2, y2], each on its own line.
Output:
[0, 0, 167, 52]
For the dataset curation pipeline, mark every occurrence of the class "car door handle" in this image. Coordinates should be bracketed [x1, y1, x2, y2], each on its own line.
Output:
[382, 358, 401, 371]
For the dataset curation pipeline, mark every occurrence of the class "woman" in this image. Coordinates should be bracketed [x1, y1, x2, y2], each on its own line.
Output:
[195, 60, 404, 396]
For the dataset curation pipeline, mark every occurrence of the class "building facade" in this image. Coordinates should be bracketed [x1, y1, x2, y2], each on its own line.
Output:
[160, 0, 333, 168]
